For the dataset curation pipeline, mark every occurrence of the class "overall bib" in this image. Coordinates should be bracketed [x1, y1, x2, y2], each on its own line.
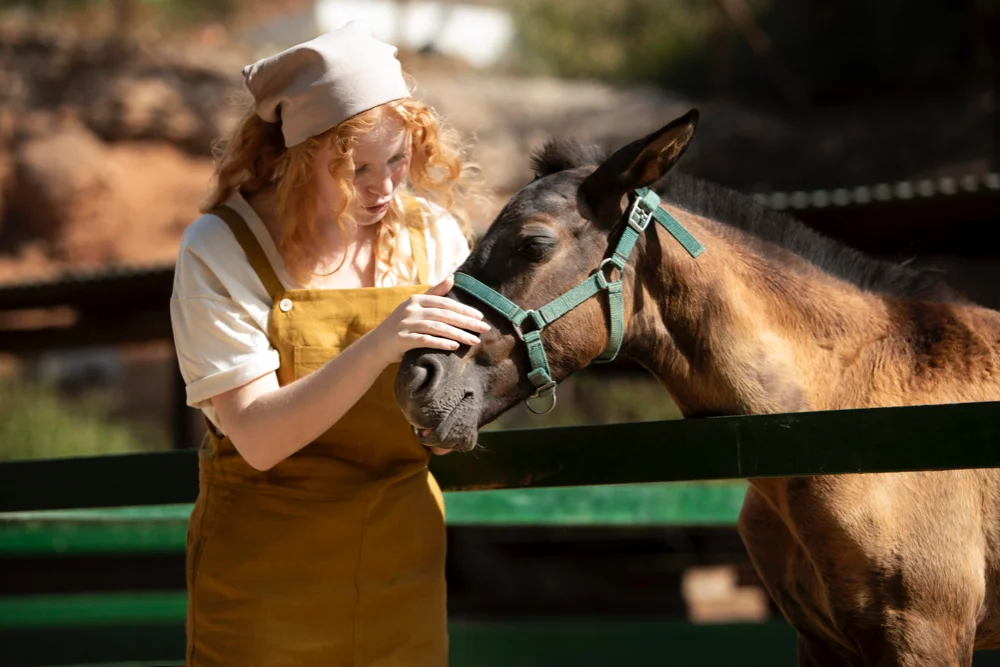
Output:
[185, 200, 447, 667]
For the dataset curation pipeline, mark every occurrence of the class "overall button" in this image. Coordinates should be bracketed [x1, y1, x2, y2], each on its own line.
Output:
[279, 298, 293, 312]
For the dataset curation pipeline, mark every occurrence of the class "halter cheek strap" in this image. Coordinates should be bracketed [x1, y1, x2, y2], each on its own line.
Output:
[452, 187, 704, 415]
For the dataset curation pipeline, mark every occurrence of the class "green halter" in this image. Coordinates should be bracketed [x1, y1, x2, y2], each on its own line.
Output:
[452, 186, 705, 415]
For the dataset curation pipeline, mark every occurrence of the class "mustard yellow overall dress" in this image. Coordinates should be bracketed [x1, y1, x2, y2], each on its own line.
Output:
[184, 200, 447, 667]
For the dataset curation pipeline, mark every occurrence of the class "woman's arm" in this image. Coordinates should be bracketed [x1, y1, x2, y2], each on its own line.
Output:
[211, 276, 487, 470]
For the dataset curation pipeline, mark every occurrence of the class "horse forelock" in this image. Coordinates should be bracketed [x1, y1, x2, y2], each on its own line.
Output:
[530, 138, 607, 178]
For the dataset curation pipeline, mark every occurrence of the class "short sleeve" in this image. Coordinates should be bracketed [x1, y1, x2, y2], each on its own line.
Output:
[170, 214, 280, 410]
[420, 199, 472, 283]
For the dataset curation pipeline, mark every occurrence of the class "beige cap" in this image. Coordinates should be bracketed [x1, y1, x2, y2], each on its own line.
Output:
[242, 22, 412, 148]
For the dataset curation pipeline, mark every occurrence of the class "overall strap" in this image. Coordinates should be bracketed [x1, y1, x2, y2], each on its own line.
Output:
[403, 197, 430, 285]
[208, 205, 284, 302]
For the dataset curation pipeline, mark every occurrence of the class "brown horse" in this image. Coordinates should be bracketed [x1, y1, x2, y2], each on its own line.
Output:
[394, 109, 1000, 666]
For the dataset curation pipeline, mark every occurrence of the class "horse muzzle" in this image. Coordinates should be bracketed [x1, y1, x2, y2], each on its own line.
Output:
[395, 349, 482, 452]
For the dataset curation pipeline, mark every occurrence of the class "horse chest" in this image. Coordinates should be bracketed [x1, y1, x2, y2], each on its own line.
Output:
[749, 479, 912, 610]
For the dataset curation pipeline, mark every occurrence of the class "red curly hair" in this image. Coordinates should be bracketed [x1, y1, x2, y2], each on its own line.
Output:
[203, 96, 486, 285]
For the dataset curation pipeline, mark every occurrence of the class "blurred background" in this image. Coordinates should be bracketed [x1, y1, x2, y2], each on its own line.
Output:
[2, 0, 1000, 659]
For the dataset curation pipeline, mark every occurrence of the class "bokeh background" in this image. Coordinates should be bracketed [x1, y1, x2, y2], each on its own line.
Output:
[2, 0, 1000, 648]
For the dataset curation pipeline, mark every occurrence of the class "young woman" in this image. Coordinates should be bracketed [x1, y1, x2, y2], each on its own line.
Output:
[170, 22, 490, 666]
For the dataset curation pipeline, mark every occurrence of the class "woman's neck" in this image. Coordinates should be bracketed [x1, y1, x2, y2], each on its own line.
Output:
[244, 186, 380, 289]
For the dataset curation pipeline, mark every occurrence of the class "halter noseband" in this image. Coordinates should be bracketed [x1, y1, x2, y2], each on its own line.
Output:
[452, 187, 704, 415]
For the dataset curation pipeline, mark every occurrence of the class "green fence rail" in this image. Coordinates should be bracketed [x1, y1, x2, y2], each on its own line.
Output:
[0, 482, 747, 556]
[4, 592, 1000, 667]
[0, 592, 800, 667]
[4, 401, 1000, 513]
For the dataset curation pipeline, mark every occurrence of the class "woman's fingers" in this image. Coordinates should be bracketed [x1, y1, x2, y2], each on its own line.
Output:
[403, 333, 461, 351]
[421, 308, 491, 333]
[399, 318, 480, 348]
[415, 294, 485, 321]
[395, 277, 493, 353]
[413, 321, 481, 347]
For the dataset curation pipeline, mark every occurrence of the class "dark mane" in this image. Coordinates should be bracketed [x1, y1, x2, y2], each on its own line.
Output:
[656, 172, 962, 302]
[530, 139, 961, 303]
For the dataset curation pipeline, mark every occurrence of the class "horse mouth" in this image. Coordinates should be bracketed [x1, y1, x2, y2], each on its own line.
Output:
[408, 392, 478, 452]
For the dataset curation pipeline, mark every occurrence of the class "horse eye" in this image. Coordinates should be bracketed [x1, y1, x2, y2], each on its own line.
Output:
[516, 236, 556, 261]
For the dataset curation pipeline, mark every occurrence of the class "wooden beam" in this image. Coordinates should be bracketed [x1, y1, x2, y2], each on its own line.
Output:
[0, 309, 172, 354]
[0, 267, 173, 313]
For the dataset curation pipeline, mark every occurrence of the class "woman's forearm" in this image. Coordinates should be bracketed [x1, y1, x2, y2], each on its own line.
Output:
[212, 331, 392, 470]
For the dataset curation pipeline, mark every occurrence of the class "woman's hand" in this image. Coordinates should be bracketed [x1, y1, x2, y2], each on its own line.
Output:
[373, 275, 490, 364]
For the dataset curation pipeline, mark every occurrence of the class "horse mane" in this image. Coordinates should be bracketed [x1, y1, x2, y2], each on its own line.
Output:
[530, 138, 962, 303]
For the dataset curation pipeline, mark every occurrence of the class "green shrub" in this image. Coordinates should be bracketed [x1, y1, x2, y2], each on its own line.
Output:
[504, 0, 981, 101]
[504, 0, 721, 85]
[0, 381, 164, 462]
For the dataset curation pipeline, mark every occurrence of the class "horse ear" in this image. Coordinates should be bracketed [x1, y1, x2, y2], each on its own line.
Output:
[580, 109, 699, 217]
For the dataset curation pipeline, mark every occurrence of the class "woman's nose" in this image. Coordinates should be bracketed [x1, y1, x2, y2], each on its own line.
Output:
[369, 173, 393, 197]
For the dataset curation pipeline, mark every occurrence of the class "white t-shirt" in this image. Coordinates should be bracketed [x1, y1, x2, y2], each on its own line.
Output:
[170, 190, 471, 428]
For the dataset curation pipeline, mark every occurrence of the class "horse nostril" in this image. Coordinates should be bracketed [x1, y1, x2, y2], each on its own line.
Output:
[411, 355, 443, 398]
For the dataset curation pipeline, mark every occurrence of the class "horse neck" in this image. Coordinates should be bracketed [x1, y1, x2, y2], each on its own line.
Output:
[617, 208, 989, 417]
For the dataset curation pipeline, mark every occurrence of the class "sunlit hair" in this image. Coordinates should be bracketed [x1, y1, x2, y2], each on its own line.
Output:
[203, 93, 487, 285]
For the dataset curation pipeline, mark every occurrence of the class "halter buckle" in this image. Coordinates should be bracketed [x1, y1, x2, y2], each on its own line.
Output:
[626, 195, 655, 233]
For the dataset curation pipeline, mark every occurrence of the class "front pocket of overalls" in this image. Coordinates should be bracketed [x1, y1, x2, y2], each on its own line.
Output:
[292, 345, 343, 378]
[293, 344, 390, 415]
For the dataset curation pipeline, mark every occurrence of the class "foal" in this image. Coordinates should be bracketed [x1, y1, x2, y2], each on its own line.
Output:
[396, 109, 1000, 666]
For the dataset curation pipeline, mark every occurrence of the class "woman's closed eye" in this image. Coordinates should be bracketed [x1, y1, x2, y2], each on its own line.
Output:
[355, 153, 408, 177]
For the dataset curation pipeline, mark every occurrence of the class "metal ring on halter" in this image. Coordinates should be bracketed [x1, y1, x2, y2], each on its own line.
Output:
[525, 380, 558, 415]
[597, 257, 624, 285]
[512, 309, 545, 342]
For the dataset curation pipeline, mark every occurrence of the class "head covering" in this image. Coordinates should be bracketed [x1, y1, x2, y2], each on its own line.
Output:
[242, 21, 411, 148]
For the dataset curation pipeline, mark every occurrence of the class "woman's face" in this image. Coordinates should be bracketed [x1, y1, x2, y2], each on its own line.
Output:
[315, 113, 411, 226]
